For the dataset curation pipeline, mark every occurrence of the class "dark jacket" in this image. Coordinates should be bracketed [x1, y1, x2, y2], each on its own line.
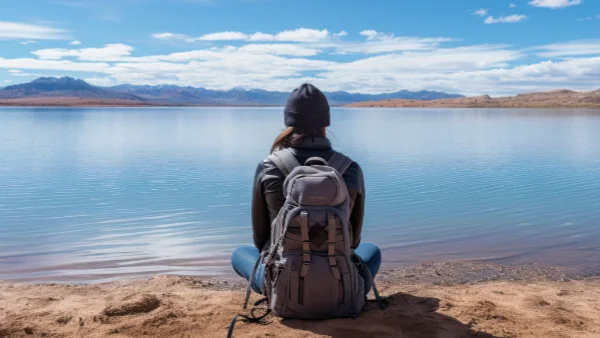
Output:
[251, 136, 365, 250]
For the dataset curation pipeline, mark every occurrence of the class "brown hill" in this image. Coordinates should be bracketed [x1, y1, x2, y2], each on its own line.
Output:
[345, 89, 600, 108]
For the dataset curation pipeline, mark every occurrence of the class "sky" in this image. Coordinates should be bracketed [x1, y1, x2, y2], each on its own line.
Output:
[1, 0, 600, 96]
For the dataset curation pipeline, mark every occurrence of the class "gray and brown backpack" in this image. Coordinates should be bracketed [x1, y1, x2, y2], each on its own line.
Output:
[228, 149, 385, 337]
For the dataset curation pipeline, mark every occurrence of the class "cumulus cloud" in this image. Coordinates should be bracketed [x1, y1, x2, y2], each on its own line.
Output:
[20, 40, 36, 45]
[333, 31, 348, 39]
[535, 40, 600, 57]
[473, 9, 489, 17]
[529, 0, 581, 9]
[6, 69, 43, 77]
[337, 30, 451, 54]
[0, 21, 67, 40]
[245, 28, 331, 42]
[484, 15, 528, 24]
[4, 27, 600, 96]
[31, 44, 134, 61]
[197, 31, 248, 41]
[236, 44, 321, 56]
[359, 30, 380, 40]
[69, 40, 82, 45]
[337, 36, 451, 54]
[153, 28, 336, 43]
[268, 28, 330, 42]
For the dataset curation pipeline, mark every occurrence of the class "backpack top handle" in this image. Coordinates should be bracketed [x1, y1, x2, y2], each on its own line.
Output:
[304, 157, 329, 167]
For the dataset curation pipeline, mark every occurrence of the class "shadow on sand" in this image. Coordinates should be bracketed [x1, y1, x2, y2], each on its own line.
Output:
[280, 292, 497, 338]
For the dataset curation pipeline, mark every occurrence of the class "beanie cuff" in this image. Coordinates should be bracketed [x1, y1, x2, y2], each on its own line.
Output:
[284, 110, 330, 127]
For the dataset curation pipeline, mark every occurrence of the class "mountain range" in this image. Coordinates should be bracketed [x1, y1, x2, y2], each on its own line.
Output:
[0, 77, 464, 106]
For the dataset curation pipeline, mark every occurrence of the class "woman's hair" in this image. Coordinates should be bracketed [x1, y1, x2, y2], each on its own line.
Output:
[271, 127, 327, 153]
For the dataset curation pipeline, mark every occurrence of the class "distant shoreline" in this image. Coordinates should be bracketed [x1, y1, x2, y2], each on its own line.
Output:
[344, 89, 600, 109]
[2, 87, 600, 108]
[0, 97, 282, 108]
[2, 101, 600, 109]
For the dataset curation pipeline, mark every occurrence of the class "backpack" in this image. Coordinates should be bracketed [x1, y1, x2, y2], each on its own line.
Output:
[262, 149, 365, 319]
[227, 149, 385, 337]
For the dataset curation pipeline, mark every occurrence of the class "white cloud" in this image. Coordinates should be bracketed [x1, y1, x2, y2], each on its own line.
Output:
[69, 40, 82, 45]
[236, 44, 321, 56]
[247, 32, 273, 41]
[0, 21, 67, 40]
[484, 15, 528, 24]
[31, 44, 134, 61]
[6, 30, 600, 96]
[509, 3, 517, 8]
[84, 76, 116, 86]
[535, 40, 600, 57]
[529, 0, 581, 9]
[20, 40, 37, 45]
[577, 17, 592, 21]
[343, 30, 451, 54]
[7, 70, 42, 77]
[3, 80, 12, 83]
[153, 28, 335, 43]
[152, 32, 183, 40]
[359, 30, 379, 40]
[336, 36, 451, 54]
[197, 31, 248, 41]
[272, 28, 329, 42]
[333, 31, 348, 39]
[248, 28, 331, 42]
[473, 9, 489, 17]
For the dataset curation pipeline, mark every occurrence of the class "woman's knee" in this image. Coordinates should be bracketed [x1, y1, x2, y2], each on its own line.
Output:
[231, 246, 258, 270]
[357, 242, 381, 259]
[231, 246, 258, 259]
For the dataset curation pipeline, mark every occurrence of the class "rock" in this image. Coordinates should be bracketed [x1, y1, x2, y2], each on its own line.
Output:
[56, 316, 72, 324]
[103, 294, 160, 317]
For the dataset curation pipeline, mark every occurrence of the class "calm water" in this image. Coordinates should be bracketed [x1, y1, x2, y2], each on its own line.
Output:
[1, 107, 600, 283]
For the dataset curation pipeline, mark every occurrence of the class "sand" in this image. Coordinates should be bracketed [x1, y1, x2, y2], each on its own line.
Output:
[1, 262, 599, 338]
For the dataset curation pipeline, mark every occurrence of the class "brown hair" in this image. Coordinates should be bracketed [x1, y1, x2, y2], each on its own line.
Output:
[270, 127, 327, 153]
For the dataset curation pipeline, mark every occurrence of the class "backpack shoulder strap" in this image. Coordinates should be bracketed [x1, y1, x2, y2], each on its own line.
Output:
[328, 151, 353, 176]
[267, 148, 301, 177]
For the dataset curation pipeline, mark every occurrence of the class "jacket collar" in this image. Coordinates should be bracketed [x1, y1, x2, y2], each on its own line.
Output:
[293, 136, 332, 150]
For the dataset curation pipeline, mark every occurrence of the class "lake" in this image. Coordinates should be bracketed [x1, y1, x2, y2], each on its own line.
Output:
[1, 107, 600, 283]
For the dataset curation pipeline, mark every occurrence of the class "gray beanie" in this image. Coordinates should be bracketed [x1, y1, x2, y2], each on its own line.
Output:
[284, 83, 330, 128]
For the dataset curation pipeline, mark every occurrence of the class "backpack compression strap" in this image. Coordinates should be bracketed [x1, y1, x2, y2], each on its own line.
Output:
[267, 149, 301, 177]
[328, 152, 353, 176]
[327, 212, 342, 280]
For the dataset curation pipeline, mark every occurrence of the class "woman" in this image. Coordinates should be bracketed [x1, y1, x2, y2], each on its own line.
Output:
[231, 83, 381, 297]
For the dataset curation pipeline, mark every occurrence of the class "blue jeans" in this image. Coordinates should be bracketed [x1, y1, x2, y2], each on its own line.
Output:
[231, 242, 381, 295]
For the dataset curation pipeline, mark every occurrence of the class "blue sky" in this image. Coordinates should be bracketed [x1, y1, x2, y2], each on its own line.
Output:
[1, 0, 600, 95]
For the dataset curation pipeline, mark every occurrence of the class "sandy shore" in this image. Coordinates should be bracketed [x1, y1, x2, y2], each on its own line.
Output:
[1, 262, 599, 338]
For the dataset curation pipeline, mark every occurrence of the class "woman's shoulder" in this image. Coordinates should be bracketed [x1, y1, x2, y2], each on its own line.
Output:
[255, 156, 285, 182]
[330, 150, 361, 169]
